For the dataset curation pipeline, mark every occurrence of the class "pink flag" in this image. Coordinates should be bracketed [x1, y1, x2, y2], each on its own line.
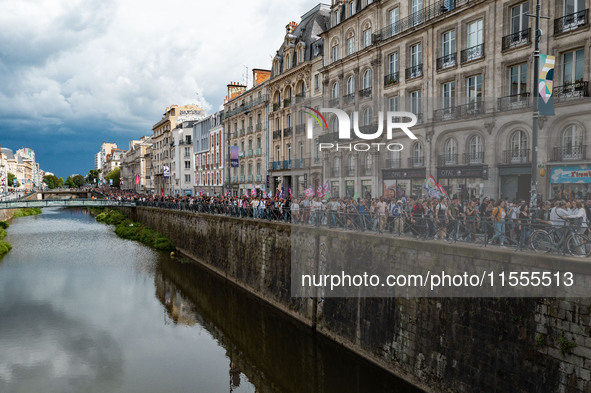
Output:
[304, 185, 314, 197]
[316, 184, 325, 198]
[251, 187, 257, 196]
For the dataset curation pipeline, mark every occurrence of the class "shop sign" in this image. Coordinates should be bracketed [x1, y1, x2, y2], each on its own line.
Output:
[551, 165, 591, 184]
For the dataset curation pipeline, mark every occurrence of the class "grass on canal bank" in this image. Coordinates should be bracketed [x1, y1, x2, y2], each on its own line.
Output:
[13, 207, 43, 217]
[93, 208, 176, 252]
[0, 222, 11, 257]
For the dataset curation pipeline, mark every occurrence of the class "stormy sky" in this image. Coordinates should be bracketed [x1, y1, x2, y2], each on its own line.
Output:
[0, 0, 321, 177]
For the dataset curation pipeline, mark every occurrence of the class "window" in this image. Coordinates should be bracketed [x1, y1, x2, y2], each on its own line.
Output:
[388, 96, 399, 112]
[347, 36, 355, 56]
[387, 52, 398, 76]
[469, 135, 483, 163]
[363, 107, 372, 125]
[409, 43, 422, 78]
[285, 54, 290, 70]
[410, 90, 422, 115]
[509, 64, 527, 96]
[563, 49, 585, 84]
[275, 118, 280, 131]
[511, 2, 529, 35]
[346, 76, 355, 95]
[276, 146, 280, 162]
[185, 174, 191, 183]
[257, 137, 261, 149]
[332, 44, 339, 62]
[441, 30, 456, 67]
[466, 75, 482, 104]
[333, 157, 340, 176]
[349, 1, 355, 17]
[248, 163, 252, 176]
[363, 29, 372, 48]
[185, 161, 191, 169]
[565, 0, 585, 16]
[562, 125, 584, 159]
[509, 130, 528, 162]
[299, 141, 304, 158]
[411, 0, 423, 26]
[388, 8, 399, 36]
[287, 144, 292, 161]
[257, 162, 261, 175]
[412, 142, 423, 166]
[362, 69, 372, 89]
[314, 74, 320, 90]
[466, 20, 484, 60]
[331, 116, 339, 131]
[184, 147, 191, 157]
[442, 81, 455, 109]
[332, 82, 340, 99]
[444, 138, 457, 165]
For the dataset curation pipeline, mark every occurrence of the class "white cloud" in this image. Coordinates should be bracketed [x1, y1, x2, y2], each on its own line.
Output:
[0, 0, 321, 135]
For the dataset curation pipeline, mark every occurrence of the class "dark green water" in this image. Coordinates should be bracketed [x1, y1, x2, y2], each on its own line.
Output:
[0, 208, 422, 393]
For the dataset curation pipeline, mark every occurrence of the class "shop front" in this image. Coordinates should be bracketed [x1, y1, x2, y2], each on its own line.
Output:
[498, 165, 531, 201]
[382, 168, 427, 199]
[437, 165, 488, 200]
[550, 164, 591, 200]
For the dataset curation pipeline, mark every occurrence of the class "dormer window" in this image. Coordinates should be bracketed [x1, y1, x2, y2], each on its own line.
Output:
[285, 54, 290, 70]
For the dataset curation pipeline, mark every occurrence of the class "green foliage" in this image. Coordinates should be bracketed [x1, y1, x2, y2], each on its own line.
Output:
[12, 208, 42, 218]
[86, 169, 101, 185]
[558, 334, 576, 355]
[64, 176, 75, 188]
[0, 228, 6, 240]
[43, 174, 60, 189]
[72, 175, 85, 188]
[535, 334, 546, 347]
[95, 209, 175, 251]
[0, 240, 11, 256]
[104, 167, 121, 188]
[7, 173, 20, 188]
[0, 221, 8, 229]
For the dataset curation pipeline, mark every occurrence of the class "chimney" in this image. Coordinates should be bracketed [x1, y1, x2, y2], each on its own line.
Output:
[252, 69, 271, 87]
[286, 21, 298, 35]
[226, 81, 247, 101]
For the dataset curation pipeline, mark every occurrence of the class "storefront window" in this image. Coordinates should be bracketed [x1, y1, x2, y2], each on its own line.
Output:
[362, 180, 372, 199]
[331, 181, 340, 197]
[346, 180, 355, 198]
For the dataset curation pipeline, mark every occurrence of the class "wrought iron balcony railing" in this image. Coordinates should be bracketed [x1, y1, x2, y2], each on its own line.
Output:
[437, 154, 459, 166]
[436, 53, 456, 70]
[293, 158, 306, 169]
[247, 175, 253, 182]
[497, 93, 531, 112]
[408, 156, 424, 167]
[552, 145, 587, 161]
[295, 124, 305, 135]
[246, 149, 253, 157]
[463, 152, 484, 164]
[461, 43, 484, 63]
[405, 64, 423, 79]
[360, 166, 372, 176]
[282, 160, 292, 170]
[271, 161, 281, 171]
[283, 98, 292, 108]
[256, 122, 262, 131]
[554, 81, 589, 103]
[272, 130, 281, 140]
[343, 93, 356, 104]
[256, 174, 262, 182]
[344, 166, 356, 177]
[501, 28, 531, 51]
[384, 72, 399, 86]
[273, 103, 281, 111]
[386, 158, 401, 168]
[283, 127, 292, 138]
[554, 9, 589, 34]
[328, 97, 340, 107]
[502, 149, 530, 164]
[359, 87, 372, 98]
[433, 101, 484, 121]
[254, 148, 262, 156]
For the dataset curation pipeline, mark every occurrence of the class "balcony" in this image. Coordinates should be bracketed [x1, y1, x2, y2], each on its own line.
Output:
[360, 166, 372, 176]
[246, 149, 253, 157]
[433, 101, 484, 121]
[295, 94, 306, 104]
[247, 125, 253, 134]
[343, 93, 355, 104]
[502, 149, 530, 164]
[271, 161, 281, 171]
[461, 43, 484, 63]
[463, 152, 484, 165]
[293, 158, 306, 169]
[273, 102, 281, 111]
[497, 93, 531, 112]
[386, 158, 401, 168]
[501, 28, 531, 51]
[295, 124, 305, 135]
[283, 127, 293, 138]
[283, 98, 292, 108]
[239, 128, 245, 136]
[358, 87, 372, 98]
[554, 9, 589, 34]
[405, 64, 423, 80]
[554, 81, 589, 103]
[282, 160, 292, 170]
[254, 148, 262, 156]
[328, 97, 340, 107]
[552, 145, 587, 161]
[239, 175, 245, 183]
[256, 123, 262, 131]
[273, 130, 282, 140]
[247, 175, 253, 182]
[231, 175, 238, 182]
[436, 53, 456, 70]
[344, 166, 356, 177]
[318, 132, 339, 144]
[384, 72, 399, 86]
[437, 154, 459, 166]
[408, 156, 424, 167]
[256, 174, 262, 182]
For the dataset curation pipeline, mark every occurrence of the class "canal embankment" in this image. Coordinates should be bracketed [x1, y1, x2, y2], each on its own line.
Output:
[117, 206, 591, 393]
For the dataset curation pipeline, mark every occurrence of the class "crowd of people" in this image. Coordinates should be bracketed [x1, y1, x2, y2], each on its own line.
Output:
[94, 188, 590, 250]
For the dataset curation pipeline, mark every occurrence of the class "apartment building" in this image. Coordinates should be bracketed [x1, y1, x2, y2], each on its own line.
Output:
[172, 121, 197, 196]
[223, 70, 271, 196]
[151, 104, 204, 195]
[268, 4, 331, 196]
[316, 0, 591, 201]
[120, 136, 152, 193]
[95, 142, 117, 181]
[194, 111, 224, 196]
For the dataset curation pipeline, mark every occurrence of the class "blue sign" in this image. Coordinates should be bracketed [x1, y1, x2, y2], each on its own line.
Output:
[109, 178, 113, 186]
[230, 146, 239, 168]
[551, 165, 591, 184]
[163, 165, 170, 179]
[13, 178, 17, 186]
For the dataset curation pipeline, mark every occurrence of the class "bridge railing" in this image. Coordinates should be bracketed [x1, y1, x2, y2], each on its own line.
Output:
[0, 199, 136, 209]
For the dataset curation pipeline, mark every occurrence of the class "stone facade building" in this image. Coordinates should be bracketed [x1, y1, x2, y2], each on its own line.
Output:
[315, 0, 591, 201]
[194, 111, 224, 196]
[120, 136, 152, 193]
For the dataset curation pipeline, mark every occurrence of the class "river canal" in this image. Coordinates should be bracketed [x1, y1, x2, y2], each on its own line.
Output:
[0, 208, 422, 393]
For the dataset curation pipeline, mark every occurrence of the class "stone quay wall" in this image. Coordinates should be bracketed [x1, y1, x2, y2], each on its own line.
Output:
[119, 206, 591, 393]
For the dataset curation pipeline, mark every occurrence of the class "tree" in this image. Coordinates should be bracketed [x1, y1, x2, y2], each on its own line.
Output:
[72, 175, 85, 188]
[86, 169, 101, 185]
[7, 173, 20, 188]
[64, 176, 75, 188]
[43, 174, 60, 189]
[104, 167, 121, 188]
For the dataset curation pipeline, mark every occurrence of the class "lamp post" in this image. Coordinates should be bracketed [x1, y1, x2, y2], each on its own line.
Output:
[530, 0, 541, 214]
